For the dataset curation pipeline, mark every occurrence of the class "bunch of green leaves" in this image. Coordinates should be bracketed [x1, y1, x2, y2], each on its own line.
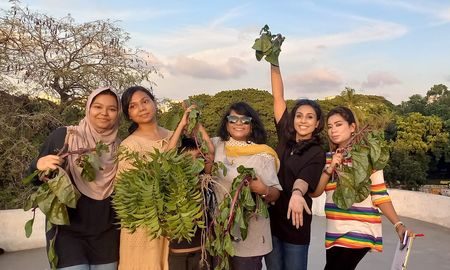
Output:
[206, 166, 269, 270]
[333, 128, 390, 209]
[22, 167, 80, 269]
[75, 142, 109, 182]
[252, 24, 285, 66]
[21, 141, 109, 269]
[113, 148, 205, 242]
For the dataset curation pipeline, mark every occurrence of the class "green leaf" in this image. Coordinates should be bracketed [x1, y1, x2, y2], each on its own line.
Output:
[95, 141, 109, 156]
[47, 169, 80, 208]
[23, 192, 38, 211]
[24, 218, 34, 238]
[21, 170, 39, 185]
[79, 153, 101, 182]
[48, 235, 58, 270]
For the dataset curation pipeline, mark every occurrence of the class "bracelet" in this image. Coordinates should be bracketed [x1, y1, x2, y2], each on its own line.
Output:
[394, 221, 404, 231]
[323, 168, 333, 176]
[261, 186, 270, 198]
[292, 188, 304, 196]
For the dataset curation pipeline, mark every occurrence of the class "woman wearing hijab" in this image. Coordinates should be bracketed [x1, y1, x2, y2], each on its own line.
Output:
[29, 87, 121, 270]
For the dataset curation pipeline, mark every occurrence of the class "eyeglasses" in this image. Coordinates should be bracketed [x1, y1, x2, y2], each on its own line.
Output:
[226, 115, 252, 125]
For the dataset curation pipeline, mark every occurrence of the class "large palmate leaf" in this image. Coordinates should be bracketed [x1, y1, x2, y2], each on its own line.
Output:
[333, 129, 390, 209]
[47, 168, 81, 208]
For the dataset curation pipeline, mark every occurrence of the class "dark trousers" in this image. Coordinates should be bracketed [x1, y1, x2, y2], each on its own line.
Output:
[325, 247, 370, 270]
[230, 255, 263, 270]
[169, 251, 202, 270]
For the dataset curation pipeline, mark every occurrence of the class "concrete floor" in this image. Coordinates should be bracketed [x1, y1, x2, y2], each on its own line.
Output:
[1, 216, 449, 270]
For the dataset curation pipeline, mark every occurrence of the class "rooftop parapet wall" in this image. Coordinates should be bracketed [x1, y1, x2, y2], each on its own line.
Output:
[1, 189, 449, 252]
[313, 189, 450, 228]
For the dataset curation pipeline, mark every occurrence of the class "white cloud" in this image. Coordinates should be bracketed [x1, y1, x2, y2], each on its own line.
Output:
[366, 0, 450, 25]
[362, 71, 401, 88]
[283, 19, 407, 58]
[167, 56, 247, 80]
[285, 68, 343, 94]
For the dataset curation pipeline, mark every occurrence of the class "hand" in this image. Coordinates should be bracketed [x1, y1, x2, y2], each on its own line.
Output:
[287, 191, 311, 229]
[396, 224, 415, 243]
[248, 177, 267, 195]
[178, 105, 197, 129]
[330, 151, 343, 169]
[36, 155, 63, 171]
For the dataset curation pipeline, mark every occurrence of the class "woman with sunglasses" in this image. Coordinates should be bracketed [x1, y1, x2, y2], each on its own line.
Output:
[212, 102, 282, 270]
[264, 63, 326, 270]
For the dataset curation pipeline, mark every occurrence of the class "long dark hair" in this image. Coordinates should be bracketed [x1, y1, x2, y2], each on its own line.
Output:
[217, 102, 267, 144]
[326, 106, 358, 151]
[121, 86, 156, 134]
[287, 99, 324, 155]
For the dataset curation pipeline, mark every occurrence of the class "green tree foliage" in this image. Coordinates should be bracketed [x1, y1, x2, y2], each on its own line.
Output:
[318, 87, 396, 130]
[384, 149, 428, 189]
[385, 112, 449, 187]
[0, 90, 66, 209]
[0, 1, 158, 104]
[160, 89, 278, 148]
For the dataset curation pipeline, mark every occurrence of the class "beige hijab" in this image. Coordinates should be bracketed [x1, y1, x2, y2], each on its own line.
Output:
[66, 87, 121, 200]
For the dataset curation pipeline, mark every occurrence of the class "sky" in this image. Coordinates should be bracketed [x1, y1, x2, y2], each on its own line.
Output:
[2, 0, 450, 104]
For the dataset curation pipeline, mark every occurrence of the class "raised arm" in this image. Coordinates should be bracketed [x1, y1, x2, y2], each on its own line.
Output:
[197, 124, 215, 174]
[166, 106, 193, 151]
[271, 65, 287, 123]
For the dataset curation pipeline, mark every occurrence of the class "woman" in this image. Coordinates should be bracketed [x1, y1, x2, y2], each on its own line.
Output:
[212, 102, 282, 270]
[30, 87, 121, 269]
[314, 106, 413, 270]
[265, 64, 326, 270]
[117, 86, 173, 270]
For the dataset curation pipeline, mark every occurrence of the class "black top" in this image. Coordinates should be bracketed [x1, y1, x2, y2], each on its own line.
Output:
[169, 228, 202, 250]
[269, 110, 326, 245]
[29, 127, 120, 268]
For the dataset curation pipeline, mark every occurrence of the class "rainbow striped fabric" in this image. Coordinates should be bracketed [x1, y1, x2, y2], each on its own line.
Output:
[324, 152, 391, 252]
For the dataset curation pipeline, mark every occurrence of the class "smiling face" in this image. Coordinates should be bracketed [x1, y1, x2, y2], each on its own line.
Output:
[127, 90, 157, 124]
[88, 93, 119, 133]
[294, 105, 320, 141]
[226, 110, 252, 141]
[327, 113, 356, 148]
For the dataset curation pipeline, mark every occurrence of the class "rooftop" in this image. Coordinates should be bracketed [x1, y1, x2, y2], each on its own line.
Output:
[1, 215, 449, 270]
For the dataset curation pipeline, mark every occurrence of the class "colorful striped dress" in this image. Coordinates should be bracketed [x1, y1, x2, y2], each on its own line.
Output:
[324, 152, 391, 252]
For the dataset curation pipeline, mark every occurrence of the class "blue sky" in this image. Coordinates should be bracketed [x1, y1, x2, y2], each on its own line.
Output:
[3, 0, 450, 104]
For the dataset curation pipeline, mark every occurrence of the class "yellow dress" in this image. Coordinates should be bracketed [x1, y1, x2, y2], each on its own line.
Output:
[116, 130, 172, 270]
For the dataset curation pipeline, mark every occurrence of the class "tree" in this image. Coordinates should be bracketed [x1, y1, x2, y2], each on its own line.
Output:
[159, 89, 278, 147]
[385, 112, 449, 187]
[426, 84, 449, 100]
[398, 94, 427, 115]
[0, 1, 158, 104]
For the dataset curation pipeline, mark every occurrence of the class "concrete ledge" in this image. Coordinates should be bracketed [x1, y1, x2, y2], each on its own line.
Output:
[312, 189, 450, 229]
[1, 189, 449, 252]
[0, 209, 46, 252]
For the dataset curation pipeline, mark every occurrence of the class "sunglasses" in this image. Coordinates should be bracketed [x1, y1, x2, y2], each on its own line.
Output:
[226, 115, 252, 125]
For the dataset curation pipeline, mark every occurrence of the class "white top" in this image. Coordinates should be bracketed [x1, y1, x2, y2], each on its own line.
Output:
[212, 137, 282, 257]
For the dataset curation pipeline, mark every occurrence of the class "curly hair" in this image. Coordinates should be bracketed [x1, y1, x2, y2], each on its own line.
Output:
[217, 102, 267, 144]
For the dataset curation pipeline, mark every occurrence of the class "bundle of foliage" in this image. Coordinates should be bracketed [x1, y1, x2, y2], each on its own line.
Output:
[333, 127, 389, 209]
[113, 149, 205, 242]
[22, 141, 108, 269]
[252, 24, 285, 66]
[206, 166, 268, 270]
